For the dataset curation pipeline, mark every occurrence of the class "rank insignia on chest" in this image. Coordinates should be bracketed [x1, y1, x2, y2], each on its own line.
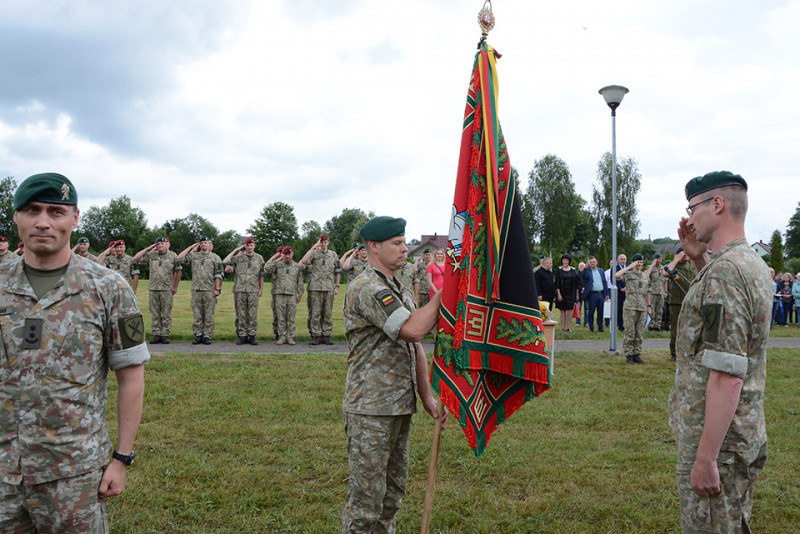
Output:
[22, 318, 43, 349]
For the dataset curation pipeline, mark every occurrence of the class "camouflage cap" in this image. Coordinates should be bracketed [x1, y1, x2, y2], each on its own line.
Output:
[360, 216, 406, 242]
[631, 253, 643, 262]
[77, 237, 89, 244]
[13, 172, 78, 211]
[685, 171, 747, 200]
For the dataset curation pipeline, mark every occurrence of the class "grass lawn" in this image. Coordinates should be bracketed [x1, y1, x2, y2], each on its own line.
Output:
[105, 348, 800, 533]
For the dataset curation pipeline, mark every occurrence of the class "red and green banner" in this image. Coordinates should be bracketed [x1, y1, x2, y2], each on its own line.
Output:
[432, 45, 551, 457]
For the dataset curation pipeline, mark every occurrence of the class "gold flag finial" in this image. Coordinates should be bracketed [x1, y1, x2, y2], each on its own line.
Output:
[477, 1, 495, 49]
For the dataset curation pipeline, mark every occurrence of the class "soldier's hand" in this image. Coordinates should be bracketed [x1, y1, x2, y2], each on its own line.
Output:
[99, 460, 127, 498]
[690, 458, 721, 497]
[333, 286, 339, 295]
[423, 397, 447, 430]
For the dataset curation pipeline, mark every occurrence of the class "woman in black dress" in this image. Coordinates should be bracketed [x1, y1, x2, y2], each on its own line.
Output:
[555, 253, 580, 332]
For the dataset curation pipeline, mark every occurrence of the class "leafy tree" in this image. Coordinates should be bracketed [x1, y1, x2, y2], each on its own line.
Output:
[640, 241, 656, 259]
[567, 206, 599, 260]
[591, 152, 642, 253]
[785, 202, 800, 259]
[653, 237, 678, 245]
[216, 229, 243, 258]
[523, 154, 583, 257]
[323, 208, 373, 255]
[76, 195, 150, 252]
[0, 177, 18, 246]
[293, 220, 322, 258]
[596, 239, 609, 270]
[247, 201, 299, 259]
[160, 213, 221, 253]
[769, 229, 785, 272]
[663, 248, 675, 262]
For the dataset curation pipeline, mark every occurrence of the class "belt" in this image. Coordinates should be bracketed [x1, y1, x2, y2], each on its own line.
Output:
[591, 290, 604, 293]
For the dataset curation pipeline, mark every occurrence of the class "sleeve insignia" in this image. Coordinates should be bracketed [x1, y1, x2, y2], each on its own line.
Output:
[701, 303, 722, 343]
[120, 314, 145, 348]
[375, 289, 402, 317]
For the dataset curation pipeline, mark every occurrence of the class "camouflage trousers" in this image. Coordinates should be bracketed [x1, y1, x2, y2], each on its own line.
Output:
[271, 291, 278, 337]
[676, 443, 767, 533]
[191, 290, 216, 337]
[342, 413, 412, 534]
[651, 293, 665, 329]
[234, 292, 259, 337]
[274, 294, 298, 342]
[148, 290, 174, 336]
[670, 304, 682, 358]
[308, 290, 334, 337]
[417, 291, 430, 309]
[623, 308, 646, 357]
[0, 468, 108, 534]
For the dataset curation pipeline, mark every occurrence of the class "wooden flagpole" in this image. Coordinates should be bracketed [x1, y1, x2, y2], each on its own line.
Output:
[420, 401, 445, 534]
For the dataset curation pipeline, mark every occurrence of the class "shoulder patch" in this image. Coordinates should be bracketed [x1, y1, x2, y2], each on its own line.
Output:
[702, 303, 723, 344]
[374, 289, 402, 317]
[120, 314, 145, 348]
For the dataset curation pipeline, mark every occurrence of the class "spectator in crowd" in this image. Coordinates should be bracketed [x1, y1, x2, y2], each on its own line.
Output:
[534, 257, 555, 311]
[615, 253, 628, 331]
[776, 272, 793, 327]
[793, 273, 800, 325]
[580, 256, 609, 332]
[554, 254, 580, 332]
[426, 248, 446, 299]
[576, 261, 586, 327]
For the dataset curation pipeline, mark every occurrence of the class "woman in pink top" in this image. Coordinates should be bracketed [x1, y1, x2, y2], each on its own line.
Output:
[426, 249, 446, 298]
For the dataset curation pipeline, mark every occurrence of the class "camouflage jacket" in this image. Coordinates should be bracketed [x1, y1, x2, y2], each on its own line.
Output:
[647, 264, 665, 298]
[227, 252, 265, 293]
[76, 251, 98, 262]
[263, 260, 304, 297]
[305, 249, 341, 291]
[139, 250, 182, 291]
[183, 251, 223, 291]
[413, 259, 430, 295]
[345, 257, 368, 284]
[668, 261, 697, 306]
[0, 252, 18, 266]
[395, 263, 416, 294]
[669, 238, 771, 463]
[104, 254, 140, 287]
[342, 265, 418, 416]
[620, 270, 649, 311]
[0, 254, 150, 485]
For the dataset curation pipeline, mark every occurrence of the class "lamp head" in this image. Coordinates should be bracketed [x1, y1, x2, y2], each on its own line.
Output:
[599, 85, 629, 111]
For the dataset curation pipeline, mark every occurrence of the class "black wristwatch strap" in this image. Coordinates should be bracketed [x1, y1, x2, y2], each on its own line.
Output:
[112, 450, 135, 466]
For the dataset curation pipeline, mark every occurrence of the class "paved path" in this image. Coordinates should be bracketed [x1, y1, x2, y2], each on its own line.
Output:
[147, 336, 800, 355]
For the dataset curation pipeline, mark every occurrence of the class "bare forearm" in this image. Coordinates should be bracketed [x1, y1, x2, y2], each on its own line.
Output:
[399, 292, 442, 342]
[115, 365, 145, 454]
[415, 343, 434, 401]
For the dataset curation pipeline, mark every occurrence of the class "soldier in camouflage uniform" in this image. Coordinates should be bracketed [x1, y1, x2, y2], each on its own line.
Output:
[615, 253, 650, 364]
[177, 237, 223, 345]
[414, 249, 432, 308]
[342, 216, 446, 534]
[664, 248, 697, 361]
[98, 240, 140, 291]
[669, 171, 771, 533]
[1, 172, 149, 533]
[0, 236, 19, 266]
[72, 236, 97, 261]
[133, 237, 182, 343]
[645, 253, 665, 331]
[340, 244, 368, 285]
[264, 246, 305, 345]
[300, 235, 341, 345]
[223, 238, 265, 345]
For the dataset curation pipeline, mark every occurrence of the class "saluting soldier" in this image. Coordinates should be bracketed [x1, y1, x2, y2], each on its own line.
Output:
[1, 172, 149, 531]
[98, 239, 140, 291]
[340, 243, 368, 285]
[299, 234, 341, 345]
[177, 237, 223, 345]
[72, 236, 97, 261]
[223, 238, 265, 345]
[341, 216, 446, 532]
[0, 236, 19, 265]
[133, 237, 182, 343]
[264, 246, 304, 345]
[663, 247, 697, 361]
[413, 248, 432, 308]
[670, 171, 771, 532]
[615, 253, 650, 364]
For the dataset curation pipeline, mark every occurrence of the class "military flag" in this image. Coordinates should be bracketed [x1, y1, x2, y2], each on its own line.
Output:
[431, 19, 552, 457]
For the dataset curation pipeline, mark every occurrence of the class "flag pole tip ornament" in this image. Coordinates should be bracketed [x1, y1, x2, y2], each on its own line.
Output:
[434, 6, 551, 457]
[477, 1, 495, 49]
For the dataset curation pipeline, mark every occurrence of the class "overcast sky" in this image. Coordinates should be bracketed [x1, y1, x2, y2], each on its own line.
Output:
[1, 0, 797, 249]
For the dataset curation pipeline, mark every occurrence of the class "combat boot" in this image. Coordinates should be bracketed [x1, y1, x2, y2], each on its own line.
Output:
[310, 337, 320, 345]
[249, 336, 258, 345]
[150, 335, 161, 344]
[633, 354, 645, 364]
[161, 337, 170, 344]
[276, 338, 286, 345]
[626, 354, 634, 364]
[287, 338, 296, 345]
[202, 336, 211, 345]
[236, 336, 247, 345]
[192, 335, 202, 345]
[323, 336, 333, 345]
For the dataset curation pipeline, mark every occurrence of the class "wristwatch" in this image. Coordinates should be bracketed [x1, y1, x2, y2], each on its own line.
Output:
[112, 450, 136, 466]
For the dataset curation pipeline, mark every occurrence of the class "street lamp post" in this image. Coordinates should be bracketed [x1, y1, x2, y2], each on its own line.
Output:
[599, 85, 628, 354]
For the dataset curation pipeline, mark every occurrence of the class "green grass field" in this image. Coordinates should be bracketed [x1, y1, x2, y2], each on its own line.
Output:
[105, 346, 800, 533]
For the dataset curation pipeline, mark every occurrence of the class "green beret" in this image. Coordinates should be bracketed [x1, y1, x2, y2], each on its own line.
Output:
[631, 254, 643, 262]
[13, 172, 78, 211]
[423, 248, 432, 254]
[199, 236, 210, 242]
[653, 253, 661, 259]
[676, 246, 683, 254]
[685, 171, 747, 200]
[358, 244, 365, 250]
[77, 237, 89, 244]
[360, 216, 406, 242]
[154, 237, 167, 244]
